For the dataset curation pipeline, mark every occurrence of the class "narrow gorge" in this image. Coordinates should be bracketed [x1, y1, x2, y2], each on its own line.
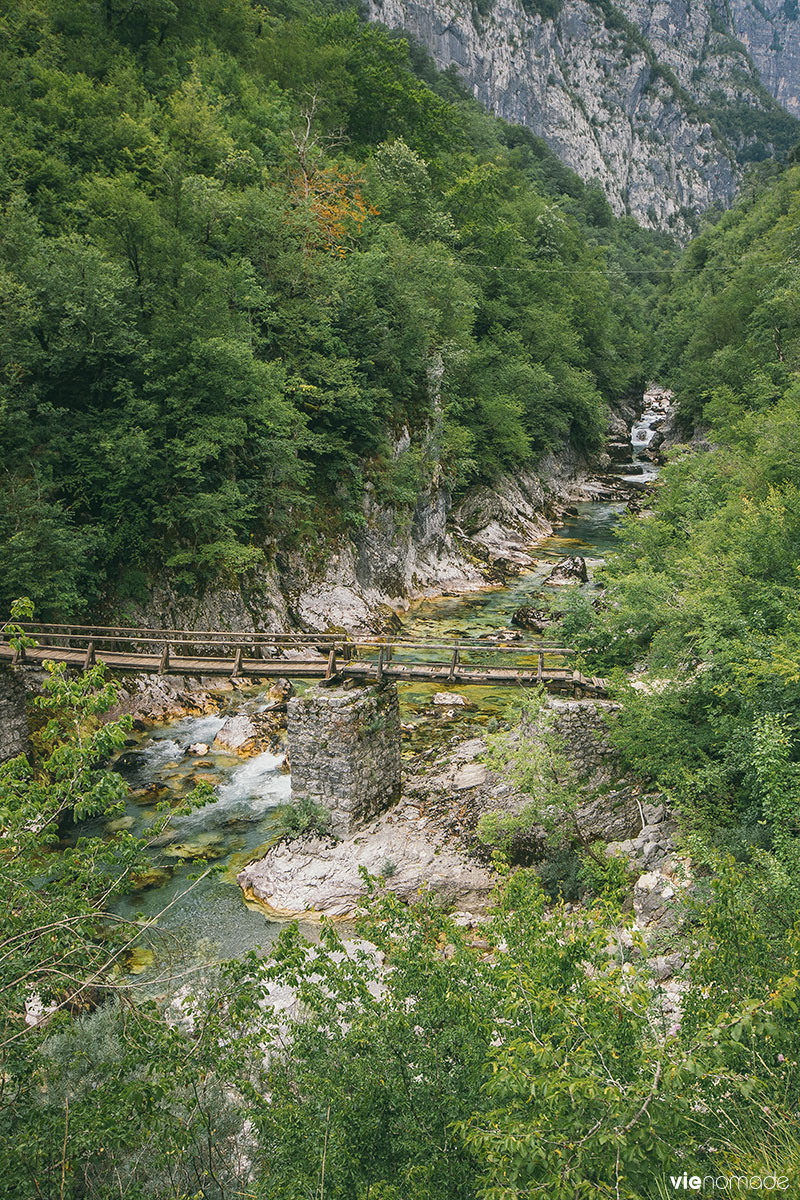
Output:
[4, 1, 800, 1194]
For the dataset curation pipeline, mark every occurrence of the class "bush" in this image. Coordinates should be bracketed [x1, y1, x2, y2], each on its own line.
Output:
[274, 794, 332, 839]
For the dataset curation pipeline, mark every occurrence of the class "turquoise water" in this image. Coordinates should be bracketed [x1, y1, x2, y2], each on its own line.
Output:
[108, 406, 660, 977]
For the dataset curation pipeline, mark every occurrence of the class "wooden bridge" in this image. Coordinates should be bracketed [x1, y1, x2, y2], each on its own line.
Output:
[0, 623, 607, 696]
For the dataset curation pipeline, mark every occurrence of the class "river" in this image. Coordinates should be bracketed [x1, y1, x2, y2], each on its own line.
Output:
[103, 399, 664, 981]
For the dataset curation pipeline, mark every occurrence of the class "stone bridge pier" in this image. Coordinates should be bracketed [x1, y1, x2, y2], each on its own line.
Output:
[0, 666, 31, 764]
[287, 680, 402, 836]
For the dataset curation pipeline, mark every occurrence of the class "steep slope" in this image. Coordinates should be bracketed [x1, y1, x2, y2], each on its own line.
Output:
[0, 0, 663, 623]
[368, 0, 800, 233]
[729, 0, 800, 115]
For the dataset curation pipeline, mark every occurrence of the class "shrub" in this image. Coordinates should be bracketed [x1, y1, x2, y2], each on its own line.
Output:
[274, 794, 331, 839]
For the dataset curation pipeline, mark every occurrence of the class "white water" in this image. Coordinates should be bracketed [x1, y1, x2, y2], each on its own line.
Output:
[113, 391, 668, 975]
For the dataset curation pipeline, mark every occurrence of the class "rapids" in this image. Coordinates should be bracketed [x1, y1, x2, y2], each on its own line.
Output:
[106, 395, 664, 980]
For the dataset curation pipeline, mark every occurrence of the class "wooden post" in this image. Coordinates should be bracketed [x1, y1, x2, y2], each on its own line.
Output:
[448, 647, 459, 682]
[537, 650, 544, 681]
[376, 646, 384, 682]
[12, 643, 25, 665]
[231, 647, 243, 678]
[159, 644, 170, 674]
[325, 648, 337, 680]
[385, 641, 393, 663]
[84, 642, 96, 670]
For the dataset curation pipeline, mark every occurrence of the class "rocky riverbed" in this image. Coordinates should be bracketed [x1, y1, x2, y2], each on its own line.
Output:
[38, 388, 676, 982]
[237, 701, 682, 959]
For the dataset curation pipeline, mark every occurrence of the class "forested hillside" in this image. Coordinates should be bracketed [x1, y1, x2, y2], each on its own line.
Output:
[560, 160, 800, 1076]
[565, 159, 800, 826]
[0, 0, 668, 619]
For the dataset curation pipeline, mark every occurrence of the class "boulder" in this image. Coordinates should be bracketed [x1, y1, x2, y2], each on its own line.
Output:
[633, 870, 682, 932]
[187, 742, 209, 756]
[607, 412, 630, 440]
[607, 440, 632, 462]
[545, 556, 588, 586]
[213, 713, 279, 756]
[510, 605, 552, 632]
[238, 812, 495, 920]
[576, 787, 642, 842]
[433, 691, 467, 707]
[266, 678, 294, 705]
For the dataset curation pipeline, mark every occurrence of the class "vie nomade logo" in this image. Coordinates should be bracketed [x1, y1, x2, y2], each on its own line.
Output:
[669, 1173, 790, 1192]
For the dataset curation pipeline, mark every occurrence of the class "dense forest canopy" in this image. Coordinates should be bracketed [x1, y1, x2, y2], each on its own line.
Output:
[0, 0, 672, 618]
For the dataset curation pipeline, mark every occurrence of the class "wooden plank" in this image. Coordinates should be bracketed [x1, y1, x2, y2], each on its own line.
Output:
[83, 642, 95, 670]
[0, 640, 597, 694]
[325, 649, 337, 680]
[231, 647, 243, 678]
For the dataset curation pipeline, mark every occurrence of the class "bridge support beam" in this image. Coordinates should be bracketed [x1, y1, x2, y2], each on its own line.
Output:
[287, 681, 401, 837]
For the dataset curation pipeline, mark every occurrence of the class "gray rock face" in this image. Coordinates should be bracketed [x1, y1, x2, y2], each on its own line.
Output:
[730, 0, 800, 115]
[129, 434, 606, 637]
[213, 712, 283, 756]
[238, 810, 495, 919]
[368, 0, 799, 233]
[545, 555, 588, 586]
[287, 682, 402, 836]
[633, 868, 681, 930]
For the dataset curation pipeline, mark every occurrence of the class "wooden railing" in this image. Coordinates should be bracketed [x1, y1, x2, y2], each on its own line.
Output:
[0, 623, 605, 694]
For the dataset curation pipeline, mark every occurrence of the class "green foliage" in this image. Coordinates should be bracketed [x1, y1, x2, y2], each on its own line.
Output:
[275, 792, 332, 838]
[5, 679, 800, 1200]
[0, 0, 656, 617]
[577, 841, 632, 901]
[557, 165, 800, 843]
[478, 690, 605, 865]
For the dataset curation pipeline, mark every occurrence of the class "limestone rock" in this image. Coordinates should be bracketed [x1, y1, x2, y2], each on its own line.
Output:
[238, 808, 495, 919]
[367, 0, 795, 235]
[213, 714, 276, 757]
[633, 869, 682, 932]
[433, 691, 467, 706]
[651, 951, 685, 982]
[576, 787, 642, 843]
[510, 606, 552, 632]
[545, 556, 588, 586]
[266, 678, 294, 705]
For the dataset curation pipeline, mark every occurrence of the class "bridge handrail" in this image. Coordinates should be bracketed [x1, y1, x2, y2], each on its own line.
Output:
[4, 624, 574, 657]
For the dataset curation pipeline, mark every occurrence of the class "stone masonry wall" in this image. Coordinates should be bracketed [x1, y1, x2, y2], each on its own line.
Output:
[0, 666, 31, 764]
[521, 697, 642, 843]
[546, 698, 621, 781]
[287, 681, 402, 836]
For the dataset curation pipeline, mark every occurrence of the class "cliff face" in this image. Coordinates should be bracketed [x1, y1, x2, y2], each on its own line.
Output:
[367, 0, 800, 233]
[729, 0, 800, 115]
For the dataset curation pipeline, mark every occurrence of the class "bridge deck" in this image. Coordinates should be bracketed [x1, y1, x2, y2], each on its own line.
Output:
[0, 626, 606, 695]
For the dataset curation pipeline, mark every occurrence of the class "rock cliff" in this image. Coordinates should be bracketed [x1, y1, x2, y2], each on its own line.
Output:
[367, 0, 800, 233]
[126, 438, 606, 637]
[729, 0, 800, 115]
